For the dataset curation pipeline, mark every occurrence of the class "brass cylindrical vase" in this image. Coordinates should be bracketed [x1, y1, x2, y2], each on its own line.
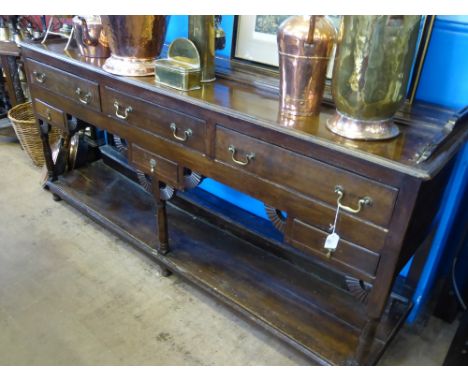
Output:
[101, 15, 169, 76]
[327, 16, 421, 140]
[189, 16, 215, 83]
[277, 16, 335, 116]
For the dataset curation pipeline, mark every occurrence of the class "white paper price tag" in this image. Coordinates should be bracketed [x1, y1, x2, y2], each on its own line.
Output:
[324, 232, 340, 251]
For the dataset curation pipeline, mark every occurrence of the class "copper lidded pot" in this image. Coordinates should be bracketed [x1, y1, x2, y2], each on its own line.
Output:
[277, 16, 336, 116]
[101, 15, 170, 76]
[72, 16, 110, 58]
[327, 16, 422, 140]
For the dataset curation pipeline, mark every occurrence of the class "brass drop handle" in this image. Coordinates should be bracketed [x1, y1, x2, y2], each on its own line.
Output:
[46, 110, 52, 121]
[33, 71, 46, 83]
[334, 185, 372, 214]
[149, 158, 157, 174]
[114, 101, 132, 120]
[228, 145, 255, 166]
[75, 87, 92, 104]
[170, 122, 192, 142]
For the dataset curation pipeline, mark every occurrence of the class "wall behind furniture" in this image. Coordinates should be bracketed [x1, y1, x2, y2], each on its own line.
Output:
[416, 16, 468, 110]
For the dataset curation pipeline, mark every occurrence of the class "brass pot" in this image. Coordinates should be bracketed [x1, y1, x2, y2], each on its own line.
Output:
[72, 16, 110, 58]
[277, 16, 335, 116]
[101, 15, 170, 76]
[327, 16, 421, 140]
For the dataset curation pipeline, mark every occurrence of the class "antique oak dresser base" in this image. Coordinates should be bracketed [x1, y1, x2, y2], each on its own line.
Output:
[22, 40, 468, 365]
[44, 160, 411, 366]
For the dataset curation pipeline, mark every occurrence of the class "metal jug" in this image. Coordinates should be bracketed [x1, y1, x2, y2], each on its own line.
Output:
[327, 16, 421, 140]
[72, 16, 110, 58]
[277, 16, 335, 116]
[101, 15, 170, 76]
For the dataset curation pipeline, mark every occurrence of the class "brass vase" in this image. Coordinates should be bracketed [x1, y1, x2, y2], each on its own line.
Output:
[277, 16, 336, 116]
[101, 15, 169, 76]
[327, 16, 421, 140]
[189, 16, 216, 83]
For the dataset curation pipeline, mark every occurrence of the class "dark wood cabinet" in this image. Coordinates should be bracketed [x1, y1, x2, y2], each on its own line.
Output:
[21, 40, 468, 365]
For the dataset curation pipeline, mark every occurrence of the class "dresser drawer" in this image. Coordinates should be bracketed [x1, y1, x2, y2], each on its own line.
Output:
[33, 99, 66, 130]
[102, 86, 208, 155]
[215, 126, 397, 228]
[130, 143, 180, 187]
[285, 218, 380, 280]
[26, 59, 101, 112]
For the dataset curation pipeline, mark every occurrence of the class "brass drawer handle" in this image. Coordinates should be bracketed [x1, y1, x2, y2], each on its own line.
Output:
[149, 158, 157, 174]
[334, 185, 372, 214]
[228, 145, 255, 166]
[46, 110, 52, 121]
[75, 87, 92, 104]
[170, 122, 192, 142]
[32, 71, 46, 83]
[114, 101, 132, 120]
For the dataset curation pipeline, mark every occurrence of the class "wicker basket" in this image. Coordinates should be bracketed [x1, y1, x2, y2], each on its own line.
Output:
[7, 102, 61, 167]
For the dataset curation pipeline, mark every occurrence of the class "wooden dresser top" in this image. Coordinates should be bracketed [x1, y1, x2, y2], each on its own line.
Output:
[20, 40, 468, 179]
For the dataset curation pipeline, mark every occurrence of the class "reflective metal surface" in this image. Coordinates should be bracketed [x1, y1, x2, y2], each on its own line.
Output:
[155, 38, 201, 91]
[327, 111, 400, 140]
[327, 16, 421, 140]
[101, 15, 169, 76]
[189, 16, 215, 82]
[278, 16, 335, 116]
[0, 26, 10, 42]
[72, 16, 110, 58]
[334, 185, 372, 215]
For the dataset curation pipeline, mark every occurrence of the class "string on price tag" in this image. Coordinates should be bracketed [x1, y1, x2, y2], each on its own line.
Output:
[324, 203, 341, 253]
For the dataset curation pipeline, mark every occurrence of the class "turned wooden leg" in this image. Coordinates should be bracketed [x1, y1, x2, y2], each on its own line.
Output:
[38, 120, 57, 181]
[158, 265, 172, 277]
[1, 55, 24, 108]
[353, 318, 379, 365]
[152, 176, 169, 254]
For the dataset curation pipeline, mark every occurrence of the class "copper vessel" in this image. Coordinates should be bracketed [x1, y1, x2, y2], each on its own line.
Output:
[327, 16, 421, 140]
[101, 15, 169, 76]
[72, 16, 110, 58]
[277, 16, 335, 116]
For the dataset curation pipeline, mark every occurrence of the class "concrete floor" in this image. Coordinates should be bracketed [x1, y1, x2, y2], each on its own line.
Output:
[0, 135, 459, 365]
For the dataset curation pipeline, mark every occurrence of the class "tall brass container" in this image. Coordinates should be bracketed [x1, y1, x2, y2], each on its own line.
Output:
[277, 16, 335, 116]
[101, 15, 169, 76]
[327, 16, 421, 140]
[189, 16, 215, 82]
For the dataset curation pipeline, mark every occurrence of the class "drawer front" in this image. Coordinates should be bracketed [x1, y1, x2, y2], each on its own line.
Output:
[115, 123, 387, 254]
[33, 99, 66, 130]
[215, 126, 397, 228]
[286, 218, 380, 280]
[26, 59, 100, 112]
[130, 143, 179, 187]
[102, 86, 208, 154]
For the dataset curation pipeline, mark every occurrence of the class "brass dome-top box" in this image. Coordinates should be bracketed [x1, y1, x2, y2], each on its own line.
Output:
[155, 38, 202, 91]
